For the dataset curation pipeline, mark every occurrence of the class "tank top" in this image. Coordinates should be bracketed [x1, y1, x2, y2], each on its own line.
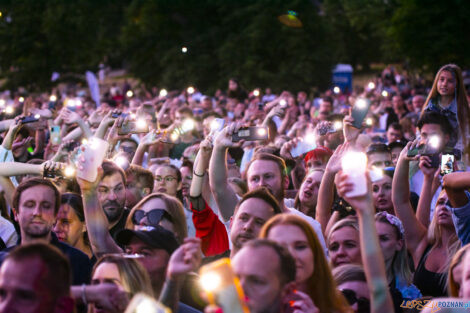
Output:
[412, 245, 447, 297]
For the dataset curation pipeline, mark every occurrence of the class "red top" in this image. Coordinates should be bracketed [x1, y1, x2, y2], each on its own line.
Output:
[191, 199, 229, 257]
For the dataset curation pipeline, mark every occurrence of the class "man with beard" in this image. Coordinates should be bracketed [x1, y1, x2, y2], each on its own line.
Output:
[0, 178, 91, 285]
[209, 124, 327, 253]
[98, 160, 129, 239]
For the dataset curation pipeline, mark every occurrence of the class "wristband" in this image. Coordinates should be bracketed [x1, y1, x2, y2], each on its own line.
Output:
[193, 171, 205, 177]
[81, 284, 88, 306]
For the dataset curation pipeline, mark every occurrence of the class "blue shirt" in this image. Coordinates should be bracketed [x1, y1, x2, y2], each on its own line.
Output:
[450, 190, 470, 245]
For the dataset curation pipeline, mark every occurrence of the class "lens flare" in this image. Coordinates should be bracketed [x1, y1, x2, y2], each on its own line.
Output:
[200, 272, 222, 292]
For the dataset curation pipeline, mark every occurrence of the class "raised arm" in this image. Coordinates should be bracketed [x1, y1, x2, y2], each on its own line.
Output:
[2, 118, 22, 150]
[62, 109, 94, 139]
[392, 142, 427, 259]
[416, 155, 439, 227]
[316, 143, 347, 235]
[443, 171, 470, 208]
[77, 168, 122, 256]
[209, 123, 241, 222]
[336, 171, 394, 313]
[190, 138, 212, 203]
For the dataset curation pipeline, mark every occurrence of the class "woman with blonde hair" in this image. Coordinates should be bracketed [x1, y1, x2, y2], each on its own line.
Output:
[260, 213, 351, 313]
[394, 141, 460, 297]
[448, 244, 470, 297]
[90, 254, 154, 313]
[126, 193, 187, 243]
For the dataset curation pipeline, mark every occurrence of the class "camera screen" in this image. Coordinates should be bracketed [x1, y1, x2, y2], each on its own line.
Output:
[440, 154, 454, 175]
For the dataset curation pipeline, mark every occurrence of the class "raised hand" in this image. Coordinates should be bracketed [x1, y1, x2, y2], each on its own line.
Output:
[167, 237, 202, 279]
[213, 122, 242, 150]
[325, 143, 348, 174]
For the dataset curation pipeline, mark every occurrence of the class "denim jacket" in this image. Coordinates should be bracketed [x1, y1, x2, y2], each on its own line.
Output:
[424, 98, 460, 149]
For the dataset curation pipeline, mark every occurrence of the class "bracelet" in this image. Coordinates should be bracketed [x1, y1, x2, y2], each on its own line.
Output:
[81, 284, 88, 306]
[193, 171, 205, 177]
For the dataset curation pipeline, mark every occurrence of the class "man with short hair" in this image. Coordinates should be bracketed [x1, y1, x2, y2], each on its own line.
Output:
[366, 143, 393, 169]
[386, 123, 404, 144]
[98, 160, 129, 238]
[231, 239, 297, 313]
[124, 164, 153, 209]
[209, 125, 327, 253]
[0, 243, 74, 313]
[0, 178, 91, 285]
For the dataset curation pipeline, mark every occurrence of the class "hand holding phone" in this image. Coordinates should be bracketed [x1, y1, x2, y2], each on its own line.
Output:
[232, 127, 269, 142]
[351, 98, 371, 129]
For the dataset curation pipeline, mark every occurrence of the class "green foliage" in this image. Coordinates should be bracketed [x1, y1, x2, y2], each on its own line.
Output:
[0, 0, 469, 91]
[385, 0, 470, 71]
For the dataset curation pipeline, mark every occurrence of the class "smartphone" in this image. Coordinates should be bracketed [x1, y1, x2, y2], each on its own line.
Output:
[440, 154, 454, 175]
[232, 127, 269, 142]
[291, 139, 317, 158]
[20, 115, 40, 124]
[257, 102, 264, 111]
[76, 137, 109, 182]
[341, 151, 368, 197]
[112, 112, 129, 118]
[351, 98, 371, 129]
[43, 167, 65, 179]
[209, 118, 225, 137]
[124, 293, 170, 313]
[199, 258, 249, 313]
[118, 121, 150, 135]
[50, 126, 61, 145]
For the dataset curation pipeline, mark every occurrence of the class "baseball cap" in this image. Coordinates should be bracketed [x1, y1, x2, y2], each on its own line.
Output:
[116, 226, 179, 255]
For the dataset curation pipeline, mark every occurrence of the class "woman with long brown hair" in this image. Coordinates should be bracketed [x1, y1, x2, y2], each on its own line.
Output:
[422, 64, 469, 155]
[260, 213, 351, 313]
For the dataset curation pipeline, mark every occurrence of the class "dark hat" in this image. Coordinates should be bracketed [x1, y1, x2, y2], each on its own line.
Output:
[116, 226, 179, 255]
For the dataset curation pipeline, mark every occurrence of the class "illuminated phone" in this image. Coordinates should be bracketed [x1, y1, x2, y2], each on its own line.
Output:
[232, 127, 269, 142]
[351, 98, 371, 129]
[440, 154, 454, 175]
[290, 136, 317, 158]
[341, 151, 368, 197]
[50, 126, 61, 145]
[76, 137, 109, 182]
[20, 115, 40, 124]
[124, 293, 170, 313]
[118, 120, 149, 135]
[199, 258, 249, 313]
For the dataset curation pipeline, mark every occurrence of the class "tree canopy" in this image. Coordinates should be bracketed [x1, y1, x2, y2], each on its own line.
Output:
[0, 0, 468, 91]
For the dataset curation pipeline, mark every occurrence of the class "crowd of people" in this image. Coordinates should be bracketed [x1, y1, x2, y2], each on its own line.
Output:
[0, 63, 468, 313]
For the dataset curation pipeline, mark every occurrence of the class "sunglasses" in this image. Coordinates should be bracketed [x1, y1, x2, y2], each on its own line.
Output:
[340, 289, 370, 313]
[132, 209, 173, 226]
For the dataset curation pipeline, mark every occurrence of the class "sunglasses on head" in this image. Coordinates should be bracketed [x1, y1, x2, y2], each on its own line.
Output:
[340, 289, 370, 313]
[132, 209, 173, 226]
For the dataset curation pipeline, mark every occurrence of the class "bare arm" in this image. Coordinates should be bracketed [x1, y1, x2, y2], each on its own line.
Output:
[209, 124, 241, 222]
[443, 171, 470, 208]
[392, 142, 427, 258]
[316, 143, 347, 235]
[416, 156, 439, 227]
[336, 171, 394, 313]
[78, 169, 122, 256]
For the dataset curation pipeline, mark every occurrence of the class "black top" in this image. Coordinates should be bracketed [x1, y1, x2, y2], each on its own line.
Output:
[412, 245, 447, 297]
[0, 232, 92, 285]
[110, 208, 130, 241]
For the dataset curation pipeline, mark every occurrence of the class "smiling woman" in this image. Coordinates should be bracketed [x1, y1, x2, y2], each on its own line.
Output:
[260, 214, 351, 313]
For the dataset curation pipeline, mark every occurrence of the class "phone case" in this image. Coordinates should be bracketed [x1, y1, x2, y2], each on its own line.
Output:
[341, 152, 368, 197]
[76, 137, 109, 182]
[50, 126, 61, 145]
[351, 99, 371, 129]
[199, 258, 249, 313]
[291, 140, 317, 158]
